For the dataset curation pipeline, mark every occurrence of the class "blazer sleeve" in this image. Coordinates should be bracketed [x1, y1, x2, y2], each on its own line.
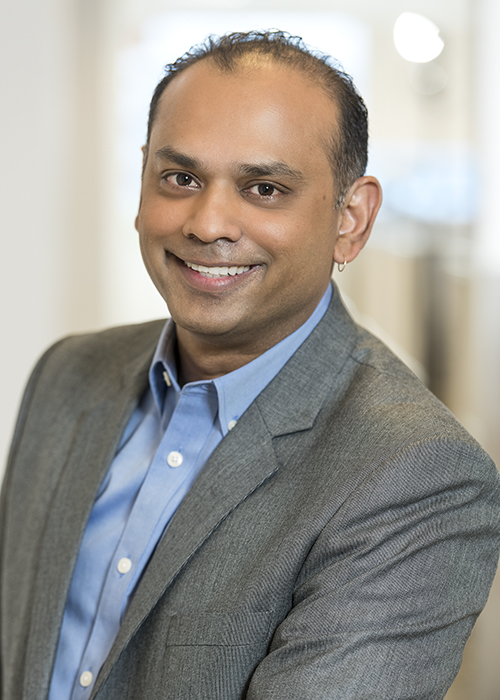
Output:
[246, 438, 500, 700]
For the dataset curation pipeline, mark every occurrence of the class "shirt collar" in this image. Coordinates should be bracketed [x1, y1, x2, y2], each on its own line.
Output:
[149, 320, 180, 413]
[149, 283, 333, 428]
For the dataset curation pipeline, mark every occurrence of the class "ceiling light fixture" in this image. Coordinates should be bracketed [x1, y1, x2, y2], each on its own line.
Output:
[394, 12, 444, 63]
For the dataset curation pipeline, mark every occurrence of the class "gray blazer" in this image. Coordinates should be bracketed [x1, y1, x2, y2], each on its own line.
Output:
[1, 287, 500, 700]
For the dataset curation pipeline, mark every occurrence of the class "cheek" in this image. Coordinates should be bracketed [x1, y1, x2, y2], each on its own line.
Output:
[139, 196, 186, 238]
[138, 223, 157, 257]
[252, 208, 337, 268]
[138, 224, 168, 278]
[138, 233, 157, 279]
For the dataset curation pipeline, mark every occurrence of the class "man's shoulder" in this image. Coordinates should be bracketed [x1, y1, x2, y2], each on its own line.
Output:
[293, 297, 488, 462]
[41, 319, 166, 371]
[56, 318, 166, 358]
[23, 319, 166, 410]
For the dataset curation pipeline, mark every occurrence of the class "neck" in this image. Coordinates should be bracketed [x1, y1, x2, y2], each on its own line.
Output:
[175, 329, 266, 385]
[173, 286, 331, 384]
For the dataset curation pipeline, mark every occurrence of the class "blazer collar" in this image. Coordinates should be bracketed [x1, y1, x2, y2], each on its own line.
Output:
[255, 283, 359, 437]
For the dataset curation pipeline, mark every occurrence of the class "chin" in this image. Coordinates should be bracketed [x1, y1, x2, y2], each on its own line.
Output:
[172, 312, 243, 340]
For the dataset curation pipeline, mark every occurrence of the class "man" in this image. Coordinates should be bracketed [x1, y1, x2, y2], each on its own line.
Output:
[1, 30, 499, 700]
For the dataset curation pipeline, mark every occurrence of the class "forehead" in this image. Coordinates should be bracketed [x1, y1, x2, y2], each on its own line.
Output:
[149, 59, 338, 168]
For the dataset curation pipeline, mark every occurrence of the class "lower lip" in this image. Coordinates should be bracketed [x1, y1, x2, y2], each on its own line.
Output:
[173, 255, 259, 291]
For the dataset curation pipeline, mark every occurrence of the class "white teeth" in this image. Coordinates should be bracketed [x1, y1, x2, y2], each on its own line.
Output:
[184, 261, 251, 278]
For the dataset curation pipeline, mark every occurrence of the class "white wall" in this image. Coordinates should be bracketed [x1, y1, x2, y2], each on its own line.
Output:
[0, 0, 109, 475]
[473, 0, 500, 464]
[1, 0, 75, 473]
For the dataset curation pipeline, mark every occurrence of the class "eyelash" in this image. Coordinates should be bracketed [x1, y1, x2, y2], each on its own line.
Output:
[161, 172, 286, 199]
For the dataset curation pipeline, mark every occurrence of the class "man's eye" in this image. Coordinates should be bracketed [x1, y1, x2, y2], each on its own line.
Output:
[250, 183, 278, 197]
[174, 173, 195, 187]
[164, 172, 198, 188]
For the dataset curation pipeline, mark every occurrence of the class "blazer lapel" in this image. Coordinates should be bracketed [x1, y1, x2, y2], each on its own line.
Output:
[92, 399, 280, 697]
[256, 284, 359, 437]
[21, 342, 156, 700]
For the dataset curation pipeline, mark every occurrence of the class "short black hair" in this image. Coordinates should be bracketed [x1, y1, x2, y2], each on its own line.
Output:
[145, 30, 368, 207]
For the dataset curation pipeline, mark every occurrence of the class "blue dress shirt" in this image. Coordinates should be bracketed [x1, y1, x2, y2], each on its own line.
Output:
[48, 284, 333, 700]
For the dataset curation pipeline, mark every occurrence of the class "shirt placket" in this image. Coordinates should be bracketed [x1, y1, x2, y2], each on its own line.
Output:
[69, 383, 218, 699]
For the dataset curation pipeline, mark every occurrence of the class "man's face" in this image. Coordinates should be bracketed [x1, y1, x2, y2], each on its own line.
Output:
[136, 59, 344, 357]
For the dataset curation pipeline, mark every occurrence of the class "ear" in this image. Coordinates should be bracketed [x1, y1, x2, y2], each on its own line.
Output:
[333, 176, 382, 265]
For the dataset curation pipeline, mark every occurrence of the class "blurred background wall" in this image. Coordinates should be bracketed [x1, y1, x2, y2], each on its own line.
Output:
[1, 0, 499, 696]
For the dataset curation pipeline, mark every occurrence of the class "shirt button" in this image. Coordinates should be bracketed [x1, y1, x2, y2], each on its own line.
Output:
[80, 671, 93, 687]
[167, 451, 183, 467]
[228, 420, 237, 431]
[117, 557, 132, 574]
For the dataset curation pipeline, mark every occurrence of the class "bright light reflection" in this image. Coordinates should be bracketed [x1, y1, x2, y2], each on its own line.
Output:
[394, 12, 444, 63]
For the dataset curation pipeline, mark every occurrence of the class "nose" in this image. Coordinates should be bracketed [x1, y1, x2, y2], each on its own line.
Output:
[182, 185, 242, 243]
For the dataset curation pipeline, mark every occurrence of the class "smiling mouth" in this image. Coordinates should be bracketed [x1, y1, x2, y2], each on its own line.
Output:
[184, 261, 252, 279]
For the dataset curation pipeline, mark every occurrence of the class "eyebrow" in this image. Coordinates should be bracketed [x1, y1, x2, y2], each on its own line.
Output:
[155, 146, 201, 170]
[155, 146, 304, 182]
[237, 162, 304, 182]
